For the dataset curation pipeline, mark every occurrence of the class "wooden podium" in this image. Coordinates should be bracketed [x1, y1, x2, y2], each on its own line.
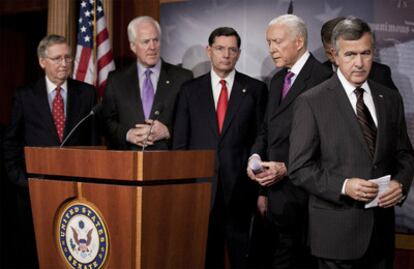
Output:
[25, 147, 215, 269]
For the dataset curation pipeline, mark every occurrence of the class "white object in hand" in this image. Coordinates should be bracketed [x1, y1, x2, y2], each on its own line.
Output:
[249, 158, 264, 174]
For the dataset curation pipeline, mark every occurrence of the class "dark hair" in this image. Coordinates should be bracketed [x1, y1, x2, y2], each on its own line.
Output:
[208, 27, 241, 48]
[320, 17, 345, 44]
[331, 16, 374, 52]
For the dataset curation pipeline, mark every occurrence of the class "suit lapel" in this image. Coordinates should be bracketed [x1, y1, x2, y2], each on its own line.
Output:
[197, 74, 219, 138]
[330, 76, 373, 158]
[272, 55, 316, 117]
[153, 61, 170, 114]
[220, 72, 246, 137]
[65, 79, 77, 138]
[125, 64, 145, 122]
[370, 82, 386, 162]
[36, 78, 60, 143]
[269, 70, 285, 118]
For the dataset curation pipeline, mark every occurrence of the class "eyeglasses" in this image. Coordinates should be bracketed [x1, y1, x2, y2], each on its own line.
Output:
[46, 55, 73, 64]
[211, 46, 239, 55]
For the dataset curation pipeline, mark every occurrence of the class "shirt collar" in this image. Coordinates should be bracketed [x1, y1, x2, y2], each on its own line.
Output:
[290, 50, 310, 76]
[210, 68, 236, 87]
[337, 68, 371, 97]
[137, 60, 161, 77]
[45, 76, 67, 94]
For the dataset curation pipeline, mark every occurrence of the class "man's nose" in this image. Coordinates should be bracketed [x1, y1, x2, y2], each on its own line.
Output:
[354, 54, 363, 68]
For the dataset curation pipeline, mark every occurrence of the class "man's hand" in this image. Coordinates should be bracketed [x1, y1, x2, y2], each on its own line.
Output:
[249, 161, 287, 187]
[126, 120, 170, 147]
[126, 124, 153, 146]
[345, 178, 378, 202]
[257, 195, 268, 217]
[247, 155, 262, 180]
[144, 120, 170, 142]
[379, 180, 404, 208]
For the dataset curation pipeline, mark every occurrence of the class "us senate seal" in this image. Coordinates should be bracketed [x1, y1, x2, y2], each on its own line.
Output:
[56, 199, 110, 268]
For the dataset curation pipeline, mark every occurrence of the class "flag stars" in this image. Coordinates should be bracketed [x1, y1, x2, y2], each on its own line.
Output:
[97, 6, 103, 13]
[85, 10, 91, 17]
[89, 0, 94, 4]
[84, 35, 91, 42]
[81, 26, 87, 32]
[81, 1, 87, 8]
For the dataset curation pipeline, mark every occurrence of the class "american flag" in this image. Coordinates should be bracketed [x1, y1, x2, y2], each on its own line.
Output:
[73, 0, 115, 97]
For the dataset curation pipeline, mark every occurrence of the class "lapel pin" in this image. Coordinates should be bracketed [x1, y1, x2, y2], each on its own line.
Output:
[166, 80, 170, 84]
[378, 94, 383, 98]
[242, 89, 246, 93]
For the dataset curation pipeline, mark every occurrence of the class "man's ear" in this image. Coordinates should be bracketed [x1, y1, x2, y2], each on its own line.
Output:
[38, 57, 46, 69]
[206, 45, 212, 60]
[331, 47, 339, 66]
[295, 36, 305, 52]
[130, 42, 136, 54]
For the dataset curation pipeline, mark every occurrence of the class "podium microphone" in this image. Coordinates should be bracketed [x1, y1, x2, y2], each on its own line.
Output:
[142, 103, 164, 152]
[59, 103, 102, 148]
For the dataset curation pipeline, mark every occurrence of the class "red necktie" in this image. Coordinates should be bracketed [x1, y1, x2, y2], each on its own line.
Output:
[217, 80, 228, 133]
[52, 87, 65, 142]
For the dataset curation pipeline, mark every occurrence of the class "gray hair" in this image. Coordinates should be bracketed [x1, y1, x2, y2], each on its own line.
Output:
[331, 16, 374, 53]
[127, 16, 162, 43]
[268, 14, 308, 48]
[37, 34, 68, 58]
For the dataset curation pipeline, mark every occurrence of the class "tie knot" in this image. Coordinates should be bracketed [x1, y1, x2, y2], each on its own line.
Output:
[354, 87, 364, 98]
[220, 80, 226, 87]
[145, 69, 152, 77]
[285, 71, 294, 81]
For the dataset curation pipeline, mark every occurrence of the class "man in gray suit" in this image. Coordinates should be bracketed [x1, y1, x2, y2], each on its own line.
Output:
[289, 17, 414, 269]
[102, 16, 193, 150]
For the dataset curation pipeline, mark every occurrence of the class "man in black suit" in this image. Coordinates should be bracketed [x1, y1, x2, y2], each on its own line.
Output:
[173, 27, 268, 268]
[247, 14, 332, 268]
[2, 34, 98, 268]
[321, 16, 397, 89]
[102, 16, 193, 150]
[289, 17, 414, 269]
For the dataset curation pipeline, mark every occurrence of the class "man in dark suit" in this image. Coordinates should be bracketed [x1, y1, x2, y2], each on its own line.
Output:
[173, 27, 268, 268]
[247, 14, 332, 268]
[102, 16, 193, 150]
[321, 16, 397, 89]
[2, 34, 98, 268]
[289, 17, 414, 269]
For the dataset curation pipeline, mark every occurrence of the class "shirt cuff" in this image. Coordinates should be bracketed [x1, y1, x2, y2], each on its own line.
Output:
[341, 178, 349, 195]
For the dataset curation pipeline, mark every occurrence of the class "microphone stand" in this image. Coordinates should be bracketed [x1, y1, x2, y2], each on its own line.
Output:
[59, 104, 101, 148]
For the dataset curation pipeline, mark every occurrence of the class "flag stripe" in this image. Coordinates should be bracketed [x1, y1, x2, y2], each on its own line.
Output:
[74, 46, 92, 82]
[73, 0, 115, 97]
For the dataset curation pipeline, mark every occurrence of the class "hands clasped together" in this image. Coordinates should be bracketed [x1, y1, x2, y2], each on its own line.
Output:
[126, 120, 170, 147]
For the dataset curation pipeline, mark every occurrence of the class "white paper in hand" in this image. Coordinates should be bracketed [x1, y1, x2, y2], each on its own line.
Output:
[249, 158, 264, 174]
[365, 175, 391, 208]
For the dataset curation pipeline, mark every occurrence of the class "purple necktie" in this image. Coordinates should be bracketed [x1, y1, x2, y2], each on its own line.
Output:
[281, 71, 295, 99]
[142, 69, 154, 119]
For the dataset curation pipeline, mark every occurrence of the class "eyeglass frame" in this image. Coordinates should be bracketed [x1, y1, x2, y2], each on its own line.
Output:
[45, 55, 73, 64]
